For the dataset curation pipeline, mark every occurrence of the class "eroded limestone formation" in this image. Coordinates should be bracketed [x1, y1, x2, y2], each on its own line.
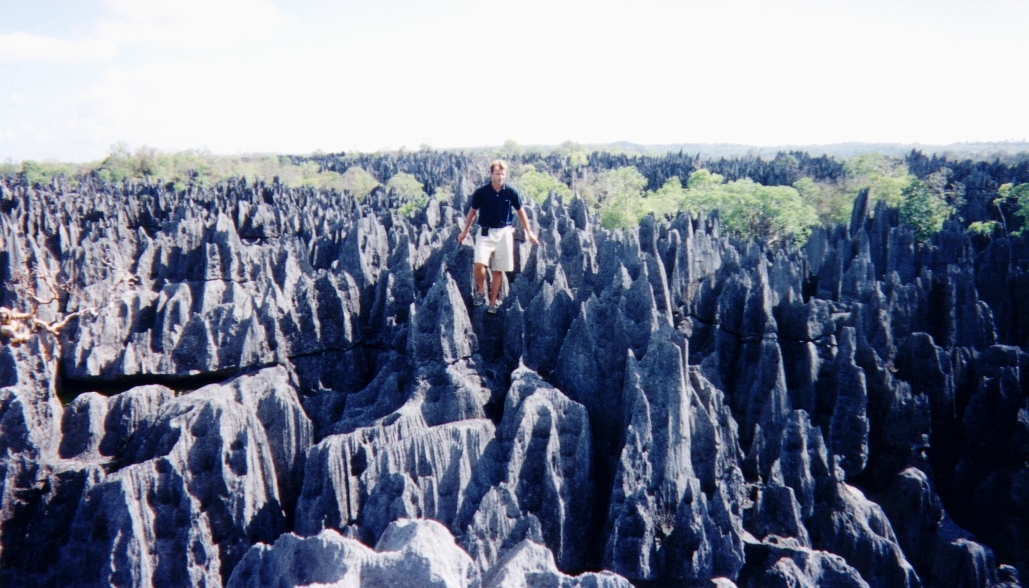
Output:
[0, 166, 1026, 587]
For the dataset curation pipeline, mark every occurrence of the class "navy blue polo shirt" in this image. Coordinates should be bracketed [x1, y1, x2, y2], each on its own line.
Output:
[471, 183, 522, 229]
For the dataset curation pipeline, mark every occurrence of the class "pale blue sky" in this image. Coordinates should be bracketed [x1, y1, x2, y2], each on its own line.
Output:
[2, 0, 1028, 162]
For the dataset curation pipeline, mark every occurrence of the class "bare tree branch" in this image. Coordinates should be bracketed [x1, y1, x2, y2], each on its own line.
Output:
[1, 254, 136, 350]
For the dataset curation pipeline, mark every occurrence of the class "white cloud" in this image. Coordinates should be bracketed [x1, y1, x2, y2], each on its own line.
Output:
[3, 0, 1028, 160]
[97, 0, 284, 49]
[0, 0, 284, 64]
[0, 32, 116, 63]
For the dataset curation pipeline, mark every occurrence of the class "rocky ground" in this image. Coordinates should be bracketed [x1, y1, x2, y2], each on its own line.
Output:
[0, 170, 1027, 587]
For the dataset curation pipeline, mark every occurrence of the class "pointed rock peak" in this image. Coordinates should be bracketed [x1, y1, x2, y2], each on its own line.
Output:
[640, 325, 688, 374]
[622, 347, 643, 390]
[506, 363, 551, 410]
[339, 214, 389, 289]
[803, 224, 829, 268]
[408, 272, 476, 365]
[743, 262, 777, 337]
[542, 189, 564, 212]
[608, 263, 632, 296]
[837, 326, 857, 365]
[567, 194, 590, 231]
[212, 211, 239, 238]
[574, 299, 590, 325]
[549, 263, 571, 295]
[740, 240, 764, 269]
[872, 198, 890, 222]
[508, 296, 524, 315]
[639, 214, 657, 255]
[849, 187, 870, 239]
[503, 300, 527, 364]
[704, 209, 721, 239]
[434, 257, 450, 282]
[582, 292, 600, 315]
[679, 210, 696, 241]
[768, 458, 787, 487]
[529, 279, 556, 311]
[621, 265, 660, 330]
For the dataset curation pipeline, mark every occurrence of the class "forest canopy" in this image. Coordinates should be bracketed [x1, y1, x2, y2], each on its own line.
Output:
[5, 143, 1027, 246]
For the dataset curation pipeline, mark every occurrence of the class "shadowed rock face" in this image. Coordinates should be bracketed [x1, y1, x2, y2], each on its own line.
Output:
[1, 167, 1028, 588]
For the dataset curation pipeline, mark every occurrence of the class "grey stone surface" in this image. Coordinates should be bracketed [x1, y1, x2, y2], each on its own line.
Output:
[483, 540, 632, 588]
[740, 535, 871, 588]
[228, 519, 479, 588]
[296, 415, 494, 544]
[51, 367, 310, 587]
[458, 366, 593, 573]
[2, 160, 1028, 587]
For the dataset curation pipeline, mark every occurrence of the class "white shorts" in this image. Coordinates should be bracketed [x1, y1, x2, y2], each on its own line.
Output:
[474, 226, 515, 272]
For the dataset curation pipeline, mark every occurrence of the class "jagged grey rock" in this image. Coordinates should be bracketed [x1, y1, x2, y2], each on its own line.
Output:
[296, 416, 494, 544]
[458, 366, 592, 573]
[53, 366, 310, 587]
[483, 540, 632, 588]
[228, 519, 479, 588]
[740, 535, 871, 588]
[2, 157, 1028, 587]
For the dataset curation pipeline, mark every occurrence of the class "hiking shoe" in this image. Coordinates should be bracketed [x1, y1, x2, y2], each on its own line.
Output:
[487, 302, 499, 314]
[473, 291, 485, 306]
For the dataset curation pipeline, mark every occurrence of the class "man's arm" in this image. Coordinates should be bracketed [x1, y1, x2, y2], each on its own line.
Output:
[515, 209, 539, 245]
[457, 207, 478, 243]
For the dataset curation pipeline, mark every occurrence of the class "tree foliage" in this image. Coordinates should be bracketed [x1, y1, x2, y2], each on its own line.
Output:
[792, 177, 850, 226]
[554, 141, 590, 169]
[997, 182, 1029, 235]
[587, 166, 648, 207]
[899, 169, 965, 241]
[679, 170, 818, 245]
[592, 167, 818, 244]
[386, 172, 424, 199]
[515, 167, 571, 204]
[339, 166, 380, 200]
[591, 167, 650, 230]
[846, 153, 914, 208]
[967, 221, 999, 236]
[778, 153, 917, 227]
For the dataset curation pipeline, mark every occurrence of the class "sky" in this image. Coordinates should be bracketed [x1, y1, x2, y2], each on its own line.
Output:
[1, 0, 1028, 162]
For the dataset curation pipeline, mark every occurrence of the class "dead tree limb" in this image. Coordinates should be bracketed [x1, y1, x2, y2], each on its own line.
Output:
[1, 257, 136, 352]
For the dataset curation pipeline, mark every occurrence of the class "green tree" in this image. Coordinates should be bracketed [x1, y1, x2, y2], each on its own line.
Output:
[339, 167, 380, 200]
[501, 139, 525, 158]
[596, 166, 647, 204]
[846, 153, 913, 208]
[555, 140, 589, 169]
[386, 172, 425, 199]
[899, 171, 961, 241]
[516, 168, 571, 203]
[386, 172, 427, 216]
[997, 182, 1029, 235]
[593, 168, 817, 244]
[793, 177, 851, 225]
[643, 175, 685, 219]
[967, 221, 999, 236]
[594, 166, 648, 229]
[20, 161, 49, 186]
[680, 170, 818, 245]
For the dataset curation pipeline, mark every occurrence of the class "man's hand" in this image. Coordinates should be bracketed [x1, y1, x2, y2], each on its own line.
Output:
[459, 208, 478, 244]
[515, 208, 538, 246]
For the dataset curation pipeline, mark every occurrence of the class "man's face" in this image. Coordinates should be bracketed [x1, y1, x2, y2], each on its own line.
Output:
[491, 167, 506, 187]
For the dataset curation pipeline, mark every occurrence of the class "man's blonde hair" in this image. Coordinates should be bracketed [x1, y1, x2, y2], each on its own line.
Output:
[489, 160, 508, 173]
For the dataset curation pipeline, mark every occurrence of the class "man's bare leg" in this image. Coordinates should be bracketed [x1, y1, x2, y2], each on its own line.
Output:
[474, 263, 488, 295]
[489, 270, 503, 306]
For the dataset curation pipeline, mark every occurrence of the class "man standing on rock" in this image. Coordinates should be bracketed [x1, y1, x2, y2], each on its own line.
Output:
[457, 159, 538, 313]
